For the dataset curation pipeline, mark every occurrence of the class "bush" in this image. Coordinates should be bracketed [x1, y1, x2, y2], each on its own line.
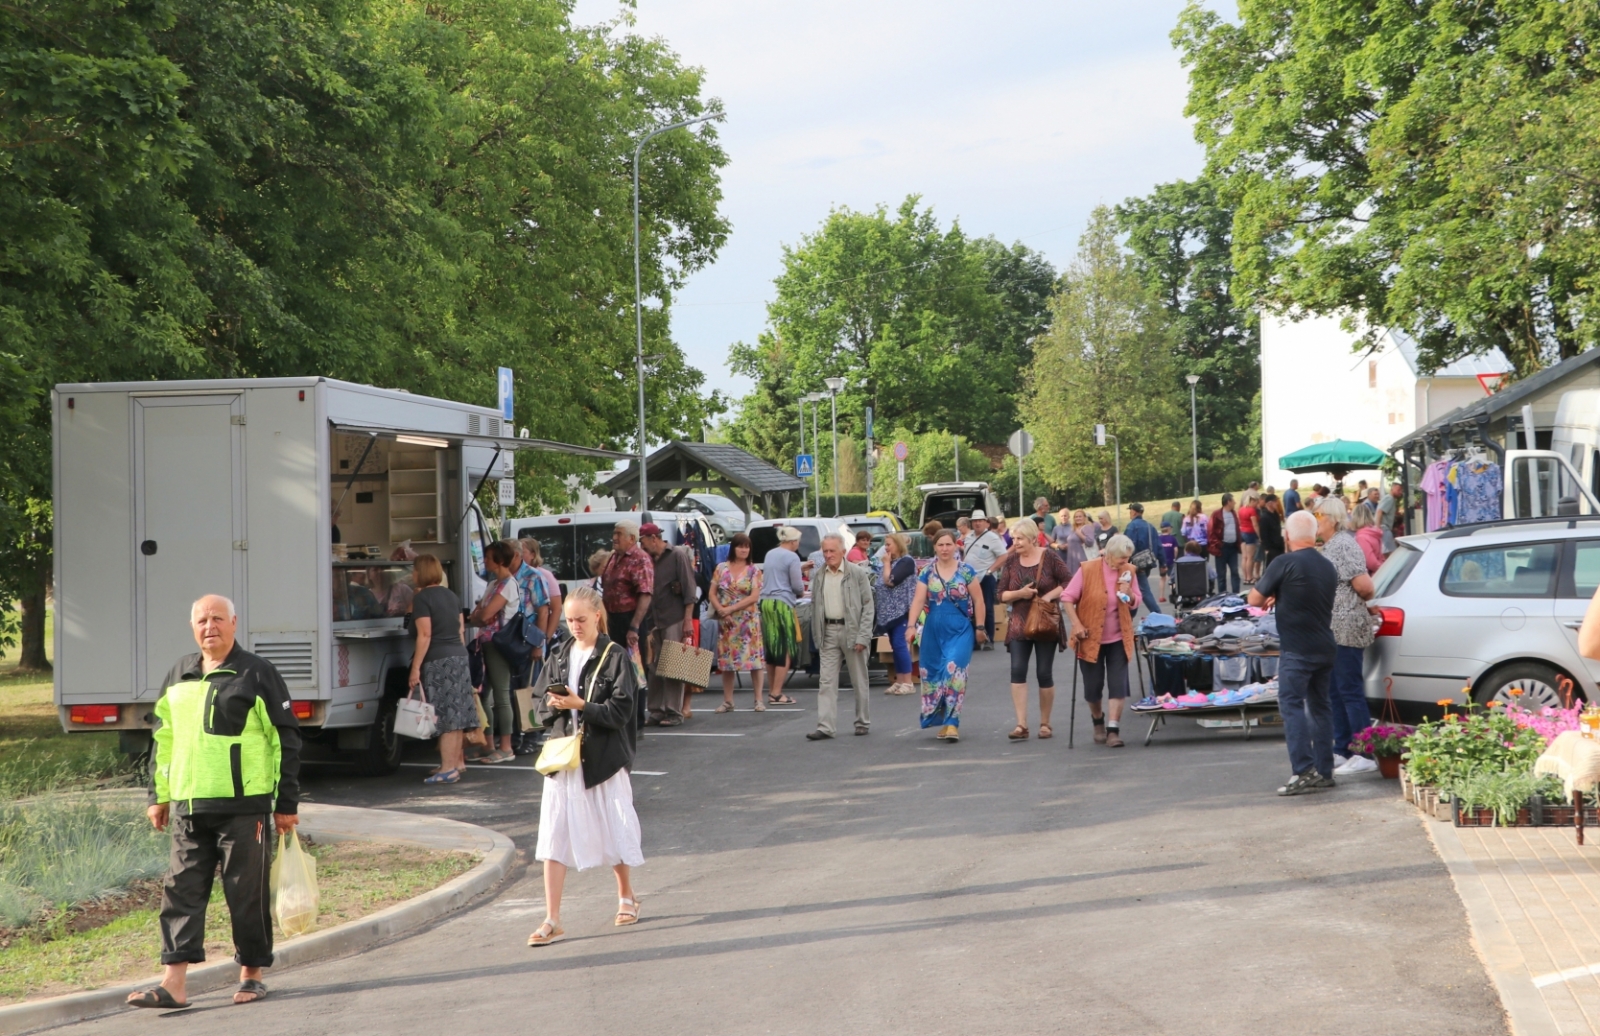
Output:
[0, 796, 168, 928]
[1403, 706, 1546, 790]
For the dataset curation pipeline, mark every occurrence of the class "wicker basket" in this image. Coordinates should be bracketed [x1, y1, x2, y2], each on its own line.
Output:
[653, 640, 714, 689]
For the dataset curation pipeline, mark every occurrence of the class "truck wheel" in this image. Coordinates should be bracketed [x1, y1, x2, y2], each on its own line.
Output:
[352, 696, 404, 776]
[1475, 662, 1580, 712]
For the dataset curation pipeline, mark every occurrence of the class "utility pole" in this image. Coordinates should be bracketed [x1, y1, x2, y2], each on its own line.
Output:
[824, 377, 845, 517]
[798, 395, 808, 518]
[953, 435, 960, 482]
[864, 405, 874, 511]
[1186, 374, 1201, 498]
[1096, 424, 1121, 522]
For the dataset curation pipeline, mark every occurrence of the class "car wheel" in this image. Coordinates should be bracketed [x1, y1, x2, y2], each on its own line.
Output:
[352, 695, 404, 776]
[1475, 662, 1581, 712]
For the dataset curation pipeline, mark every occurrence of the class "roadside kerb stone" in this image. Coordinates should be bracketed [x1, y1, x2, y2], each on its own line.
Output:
[0, 802, 515, 1036]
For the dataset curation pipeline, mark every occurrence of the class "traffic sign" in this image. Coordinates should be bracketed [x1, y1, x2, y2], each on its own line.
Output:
[497, 367, 514, 422]
[498, 478, 515, 506]
[1008, 429, 1035, 458]
[796, 453, 815, 477]
[893, 440, 909, 462]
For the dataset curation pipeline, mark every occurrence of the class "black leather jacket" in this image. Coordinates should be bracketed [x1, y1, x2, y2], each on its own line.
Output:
[541, 634, 637, 788]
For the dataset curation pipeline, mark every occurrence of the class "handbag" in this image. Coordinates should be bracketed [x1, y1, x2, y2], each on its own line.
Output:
[534, 643, 613, 777]
[1022, 596, 1061, 642]
[1131, 548, 1159, 572]
[489, 577, 538, 667]
[394, 685, 439, 740]
[654, 639, 714, 689]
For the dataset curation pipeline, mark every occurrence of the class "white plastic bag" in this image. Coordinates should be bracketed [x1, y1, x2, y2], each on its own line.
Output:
[270, 830, 319, 937]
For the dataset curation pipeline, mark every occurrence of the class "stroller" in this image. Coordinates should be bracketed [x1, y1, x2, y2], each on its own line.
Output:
[1169, 558, 1210, 615]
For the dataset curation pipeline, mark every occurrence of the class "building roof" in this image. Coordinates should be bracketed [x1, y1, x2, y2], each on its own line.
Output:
[1390, 329, 1510, 379]
[1390, 347, 1600, 453]
[599, 440, 806, 497]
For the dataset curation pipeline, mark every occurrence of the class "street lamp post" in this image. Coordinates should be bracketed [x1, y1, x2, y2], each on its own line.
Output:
[633, 111, 721, 513]
[806, 392, 825, 516]
[1186, 374, 1201, 498]
[824, 377, 845, 517]
[798, 395, 808, 518]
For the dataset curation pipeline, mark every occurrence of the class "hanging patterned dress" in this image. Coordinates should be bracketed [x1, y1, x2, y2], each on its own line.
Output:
[917, 561, 979, 729]
[713, 562, 764, 672]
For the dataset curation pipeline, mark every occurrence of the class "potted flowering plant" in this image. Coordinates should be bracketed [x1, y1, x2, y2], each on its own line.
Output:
[1349, 723, 1414, 779]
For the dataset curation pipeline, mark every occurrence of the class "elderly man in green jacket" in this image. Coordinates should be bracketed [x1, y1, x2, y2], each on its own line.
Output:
[127, 594, 301, 1011]
[806, 534, 877, 740]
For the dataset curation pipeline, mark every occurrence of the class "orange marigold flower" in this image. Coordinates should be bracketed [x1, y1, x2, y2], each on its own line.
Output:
[1508, 688, 1526, 697]
[1487, 700, 1503, 708]
[1437, 698, 1455, 707]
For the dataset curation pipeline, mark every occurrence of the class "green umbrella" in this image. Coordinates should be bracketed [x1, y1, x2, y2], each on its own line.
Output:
[1277, 440, 1388, 481]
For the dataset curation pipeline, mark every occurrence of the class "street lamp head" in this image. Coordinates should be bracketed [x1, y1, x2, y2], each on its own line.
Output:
[1185, 374, 1200, 386]
[824, 377, 846, 393]
[805, 391, 826, 403]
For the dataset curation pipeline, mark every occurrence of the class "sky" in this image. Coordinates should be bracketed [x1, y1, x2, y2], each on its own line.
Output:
[569, 0, 1214, 403]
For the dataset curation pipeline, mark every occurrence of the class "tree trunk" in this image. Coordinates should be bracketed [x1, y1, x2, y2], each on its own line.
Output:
[18, 557, 50, 673]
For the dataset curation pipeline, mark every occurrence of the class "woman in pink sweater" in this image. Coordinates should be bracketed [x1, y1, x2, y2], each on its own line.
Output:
[1350, 504, 1385, 574]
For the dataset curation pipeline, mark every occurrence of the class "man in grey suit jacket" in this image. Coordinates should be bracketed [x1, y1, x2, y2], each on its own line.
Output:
[806, 533, 876, 740]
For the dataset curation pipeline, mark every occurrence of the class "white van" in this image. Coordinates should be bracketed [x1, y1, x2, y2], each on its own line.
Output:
[504, 511, 718, 596]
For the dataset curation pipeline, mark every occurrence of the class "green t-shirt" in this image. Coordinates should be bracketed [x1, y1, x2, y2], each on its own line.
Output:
[1160, 510, 1185, 538]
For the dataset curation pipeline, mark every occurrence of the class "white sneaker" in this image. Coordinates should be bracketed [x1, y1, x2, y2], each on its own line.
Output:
[1334, 755, 1379, 776]
[1333, 754, 1349, 769]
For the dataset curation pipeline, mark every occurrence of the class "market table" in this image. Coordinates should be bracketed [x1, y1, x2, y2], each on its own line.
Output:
[1534, 731, 1600, 845]
[1131, 700, 1283, 746]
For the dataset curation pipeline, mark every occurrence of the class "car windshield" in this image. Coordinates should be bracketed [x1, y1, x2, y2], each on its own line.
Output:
[750, 525, 822, 563]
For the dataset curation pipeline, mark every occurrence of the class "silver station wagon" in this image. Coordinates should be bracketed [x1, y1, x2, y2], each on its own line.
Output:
[1365, 516, 1600, 719]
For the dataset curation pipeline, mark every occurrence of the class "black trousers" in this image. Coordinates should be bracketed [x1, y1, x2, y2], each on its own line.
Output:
[160, 811, 275, 968]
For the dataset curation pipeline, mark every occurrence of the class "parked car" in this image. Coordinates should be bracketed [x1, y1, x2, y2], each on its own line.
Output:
[917, 482, 1003, 528]
[837, 514, 896, 538]
[673, 492, 761, 541]
[745, 517, 850, 567]
[505, 510, 718, 596]
[1364, 515, 1600, 720]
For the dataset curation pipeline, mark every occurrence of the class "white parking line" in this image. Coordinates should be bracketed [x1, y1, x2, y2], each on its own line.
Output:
[1533, 962, 1600, 988]
[646, 732, 745, 737]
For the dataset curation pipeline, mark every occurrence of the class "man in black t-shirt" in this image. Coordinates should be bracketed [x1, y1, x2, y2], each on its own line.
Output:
[1250, 509, 1338, 795]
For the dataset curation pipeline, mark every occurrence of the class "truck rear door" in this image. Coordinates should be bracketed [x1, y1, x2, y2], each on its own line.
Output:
[134, 394, 245, 697]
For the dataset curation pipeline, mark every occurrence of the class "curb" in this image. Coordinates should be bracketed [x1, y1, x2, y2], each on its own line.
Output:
[0, 803, 516, 1036]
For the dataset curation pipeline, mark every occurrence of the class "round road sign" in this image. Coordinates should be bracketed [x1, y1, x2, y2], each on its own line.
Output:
[893, 440, 909, 462]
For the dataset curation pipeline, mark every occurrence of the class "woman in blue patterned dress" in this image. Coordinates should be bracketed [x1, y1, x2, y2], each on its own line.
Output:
[906, 528, 986, 742]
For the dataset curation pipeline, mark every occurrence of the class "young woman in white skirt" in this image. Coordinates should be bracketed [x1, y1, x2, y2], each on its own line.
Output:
[528, 586, 644, 946]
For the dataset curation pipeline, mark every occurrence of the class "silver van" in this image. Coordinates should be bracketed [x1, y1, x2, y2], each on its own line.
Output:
[505, 511, 718, 596]
[1364, 516, 1600, 719]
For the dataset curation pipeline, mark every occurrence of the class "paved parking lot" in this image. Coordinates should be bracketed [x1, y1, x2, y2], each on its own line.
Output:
[66, 649, 1506, 1036]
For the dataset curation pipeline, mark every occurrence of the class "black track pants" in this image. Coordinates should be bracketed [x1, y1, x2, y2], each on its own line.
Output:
[159, 811, 275, 968]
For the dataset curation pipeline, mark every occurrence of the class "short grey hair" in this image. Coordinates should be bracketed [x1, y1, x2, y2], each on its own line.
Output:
[191, 594, 236, 620]
[1102, 534, 1135, 561]
[1034, 496, 1051, 510]
[820, 533, 845, 550]
[613, 520, 639, 539]
[1010, 517, 1039, 543]
[777, 525, 802, 542]
[1312, 495, 1349, 527]
[1286, 510, 1318, 543]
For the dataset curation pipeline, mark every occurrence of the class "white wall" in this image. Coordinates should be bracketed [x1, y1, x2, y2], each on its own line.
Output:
[1260, 312, 1413, 489]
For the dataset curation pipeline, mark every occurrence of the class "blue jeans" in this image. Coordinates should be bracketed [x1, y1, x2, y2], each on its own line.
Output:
[1217, 543, 1242, 594]
[1331, 645, 1371, 757]
[1278, 651, 1334, 778]
[886, 615, 912, 674]
[1135, 569, 1161, 615]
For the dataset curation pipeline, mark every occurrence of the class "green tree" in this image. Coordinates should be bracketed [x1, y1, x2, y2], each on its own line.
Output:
[1022, 208, 1183, 507]
[1177, 0, 1600, 379]
[867, 429, 992, 519]
[0, 0, 729, 665]
[727, 197, 1055, 464]
[1116, 178, 1259, 462]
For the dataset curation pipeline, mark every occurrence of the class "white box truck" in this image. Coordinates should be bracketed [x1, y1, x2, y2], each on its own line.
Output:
[52, 377, 621, 774]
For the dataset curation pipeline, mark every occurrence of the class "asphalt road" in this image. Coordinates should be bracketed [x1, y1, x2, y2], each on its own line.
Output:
[71, 648, 1505, 1036]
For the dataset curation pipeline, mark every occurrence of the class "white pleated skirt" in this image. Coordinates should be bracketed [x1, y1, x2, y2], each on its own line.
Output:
[535, 766, 645, 871]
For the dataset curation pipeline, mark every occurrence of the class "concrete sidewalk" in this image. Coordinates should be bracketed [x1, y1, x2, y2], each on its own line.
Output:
[0, 803, 514, 1036]
[1430, 821, 1600, 1036]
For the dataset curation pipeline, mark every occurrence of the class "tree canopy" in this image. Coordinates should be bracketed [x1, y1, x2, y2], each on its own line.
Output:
[0, 0, 729, 663]
[1177, 0, 1600, 379]
[725, 197, 1056, 472]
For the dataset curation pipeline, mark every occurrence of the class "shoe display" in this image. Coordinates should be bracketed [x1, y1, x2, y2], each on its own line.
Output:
[1334, 755, 1379, 775]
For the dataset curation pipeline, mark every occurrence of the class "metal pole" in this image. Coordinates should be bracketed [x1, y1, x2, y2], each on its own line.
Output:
[1187, 376, 1200, 498]
[799, 396, 808, 518]
[954, 435, 960, 482]
[830, 392, 840, 517]
[633, 112, 720, 514]
[1018, 454, 1024, 517]
[1114, 437, 1122, 523]
[864, 405, 874, 511]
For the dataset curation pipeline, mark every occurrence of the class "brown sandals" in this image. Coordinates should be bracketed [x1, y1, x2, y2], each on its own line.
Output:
[1008, 725, 1029, 741]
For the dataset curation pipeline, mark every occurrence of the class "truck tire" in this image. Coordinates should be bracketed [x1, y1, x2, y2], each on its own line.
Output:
[351, 695, 405, 776]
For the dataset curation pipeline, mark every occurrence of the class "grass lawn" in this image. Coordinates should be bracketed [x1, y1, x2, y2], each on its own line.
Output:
[0, 608, 131, 798]
[0, 840, 476, 1004]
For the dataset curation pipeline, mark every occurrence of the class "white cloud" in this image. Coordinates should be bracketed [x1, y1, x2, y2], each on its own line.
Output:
[572, 0, 1208, 399]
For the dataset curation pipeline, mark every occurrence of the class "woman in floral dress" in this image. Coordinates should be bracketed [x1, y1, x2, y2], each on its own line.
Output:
[711, 532, 766, 712]
[906, 529, 986, 742]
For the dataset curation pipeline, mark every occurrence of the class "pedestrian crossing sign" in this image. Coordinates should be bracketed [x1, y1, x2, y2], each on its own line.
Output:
[796, 454, 815, 477]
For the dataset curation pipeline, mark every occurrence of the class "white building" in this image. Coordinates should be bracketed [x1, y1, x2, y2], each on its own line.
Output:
[1259, 312, 1508, 489]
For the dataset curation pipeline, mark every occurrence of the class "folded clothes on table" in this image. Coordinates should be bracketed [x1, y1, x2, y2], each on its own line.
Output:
[1131, 679, 1278, 713]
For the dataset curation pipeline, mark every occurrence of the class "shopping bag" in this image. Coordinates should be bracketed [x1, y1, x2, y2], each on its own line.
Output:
[534, 730, 583, 776]
[394, 686, 438, 740]
[654, 639, 714, 689]
[270, 830, 319, 937]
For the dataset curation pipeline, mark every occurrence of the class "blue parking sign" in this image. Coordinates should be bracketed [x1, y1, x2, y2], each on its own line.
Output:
[796, 453, 815, 477]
